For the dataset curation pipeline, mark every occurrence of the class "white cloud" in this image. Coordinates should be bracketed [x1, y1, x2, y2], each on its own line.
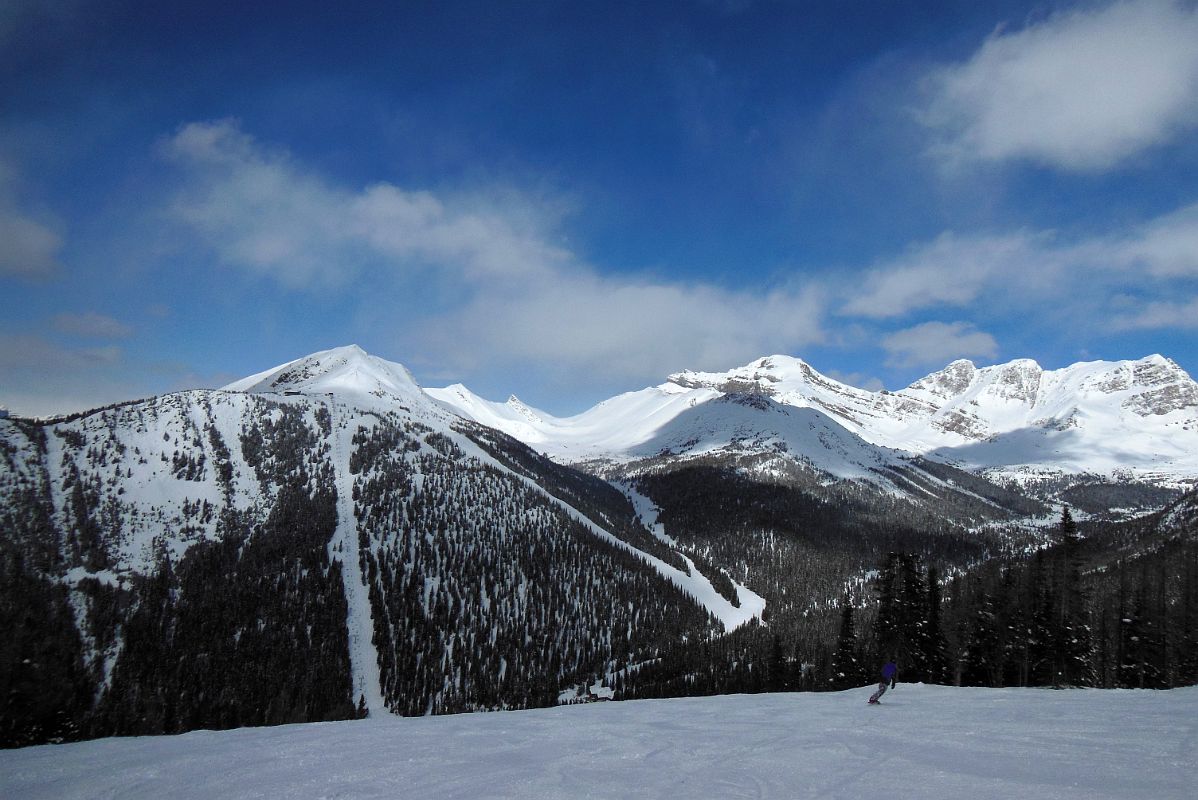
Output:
[1109, 202, 1198, 277]
[840, 231, 1049, 319]
[838, 199, 1198, 335]
[1110, 296, 1198, 330]
[163, 120, 826, 388]
[420, 275, 825, 382]
[881, 321, 998, 368]
[924, 0, 1198, 171]
[52, 311, 133, 339]
[350, 183, 569, 283]
[162, 121, 359, 287]
[163, 120, 571, 289]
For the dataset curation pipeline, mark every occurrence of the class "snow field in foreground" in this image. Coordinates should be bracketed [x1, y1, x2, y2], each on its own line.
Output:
[3, 684, 1195, 800]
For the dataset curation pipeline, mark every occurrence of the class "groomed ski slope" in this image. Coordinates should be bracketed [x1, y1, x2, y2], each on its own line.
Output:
[5, 685, 1195, 800]
[622, 482, 767, 630]
[327, 404, 386, 716]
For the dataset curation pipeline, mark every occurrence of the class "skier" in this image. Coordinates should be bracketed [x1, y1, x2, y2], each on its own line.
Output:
[868, 660, 897, 704]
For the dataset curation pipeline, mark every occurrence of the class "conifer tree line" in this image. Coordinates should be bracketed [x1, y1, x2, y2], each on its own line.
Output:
[821, 507, 1198, 690]
[939, 508, 1198, 689]
[615, 461, 998, 700]
[619, 504, 1198, 699]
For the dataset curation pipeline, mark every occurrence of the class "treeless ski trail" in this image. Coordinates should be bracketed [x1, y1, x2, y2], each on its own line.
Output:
[328, 404, 386, 716]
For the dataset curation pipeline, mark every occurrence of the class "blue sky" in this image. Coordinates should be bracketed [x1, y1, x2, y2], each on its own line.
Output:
[2, 0, 1197, 416]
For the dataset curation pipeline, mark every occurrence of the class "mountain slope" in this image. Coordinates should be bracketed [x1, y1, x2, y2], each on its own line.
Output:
[0, 347, 724, 745]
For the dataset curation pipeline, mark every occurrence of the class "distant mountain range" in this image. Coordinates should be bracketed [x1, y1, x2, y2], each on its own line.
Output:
[430, 352, 1198, 488]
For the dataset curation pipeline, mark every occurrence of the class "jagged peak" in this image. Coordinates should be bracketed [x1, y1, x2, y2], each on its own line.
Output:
[905, 359, 977, 396]
[1132, 353, 1191, 379]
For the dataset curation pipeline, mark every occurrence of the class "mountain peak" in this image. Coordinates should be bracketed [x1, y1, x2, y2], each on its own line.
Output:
[903, 359, 977, 398]
[666, 354, 821, 395]
[223, 345, 427, 407]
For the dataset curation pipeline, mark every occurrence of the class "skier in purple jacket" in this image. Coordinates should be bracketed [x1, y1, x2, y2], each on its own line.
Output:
[868, 661, 897, 704]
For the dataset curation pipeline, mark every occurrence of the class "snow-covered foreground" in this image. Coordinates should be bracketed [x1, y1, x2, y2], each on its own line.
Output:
[5, 685, 1195, 800]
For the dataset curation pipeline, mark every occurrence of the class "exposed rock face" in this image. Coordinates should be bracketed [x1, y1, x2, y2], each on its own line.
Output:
[906, 359, 978, 400]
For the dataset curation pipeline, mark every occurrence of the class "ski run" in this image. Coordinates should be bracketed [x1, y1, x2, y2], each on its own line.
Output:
[5, 684, 1194, 799]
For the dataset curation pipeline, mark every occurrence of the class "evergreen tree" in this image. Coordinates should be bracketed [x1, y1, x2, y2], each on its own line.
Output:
[768, 634, 789, 692]
[1054, 507, 1092, 686]
[897, 554, 931, 681]
[1028, 553, 1056, 685]
[924, 566, 949, 684]
[1180, 545, 1198, 686]
[828, 595, 862, 690]
[872, 553, 900, 666]
[962, 590, 1002, 687]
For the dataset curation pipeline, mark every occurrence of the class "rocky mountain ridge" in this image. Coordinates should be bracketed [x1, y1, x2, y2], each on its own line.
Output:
[432, 353, 1198, 489]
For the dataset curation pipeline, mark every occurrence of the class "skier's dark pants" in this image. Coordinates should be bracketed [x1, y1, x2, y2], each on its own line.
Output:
[868, 681, 888, 703]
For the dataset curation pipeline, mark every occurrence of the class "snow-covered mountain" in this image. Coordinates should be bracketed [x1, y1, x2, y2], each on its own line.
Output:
[0, 345, 741, 746]
[431, 382, 909, 484]
[430, 354, 1198, 487]
[6, 344, 1195, 748]
[223, 344, 435, 413]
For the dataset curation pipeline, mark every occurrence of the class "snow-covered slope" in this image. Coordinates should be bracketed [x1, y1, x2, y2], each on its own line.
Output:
[432, 354, 1198, 486]
[627, 392, 907, 482]
[5, 685, 1194, 800]
[428, 381, 723, 461]
[4, 345, 772, 743]
[1, 390, 291, 575]
[224, 344, 438, 415]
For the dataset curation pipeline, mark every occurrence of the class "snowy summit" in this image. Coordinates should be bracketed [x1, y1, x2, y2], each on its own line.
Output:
[224, 344, 433, 412]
